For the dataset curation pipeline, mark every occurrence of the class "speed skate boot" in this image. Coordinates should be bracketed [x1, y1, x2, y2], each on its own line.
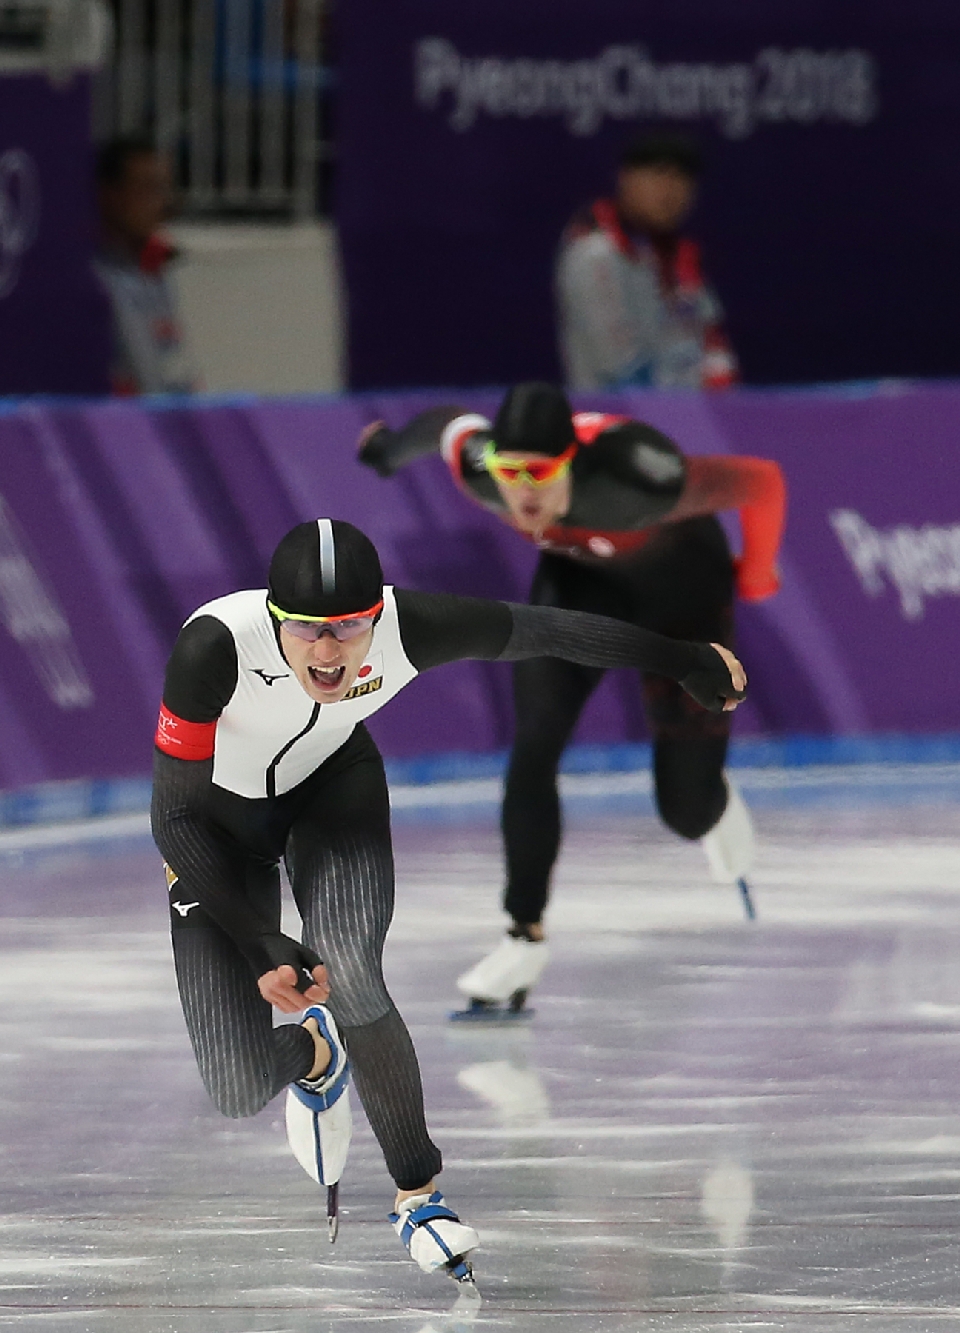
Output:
[451, 932, 549, 1021]
[390, 1190, 480, 1289]
[285, 1004, 352, 1241]
[700, 777, 757, 920]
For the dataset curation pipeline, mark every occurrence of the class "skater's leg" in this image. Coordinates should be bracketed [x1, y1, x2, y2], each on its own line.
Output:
[170, 861, 315, 1118]
[637, 537, 755, 899]
[457, 559, 614, 1014]
[502, 654, 602, 925]
[453, 657, 600, 1013]
[645, 673, 731, 839]
[644, 673, 756, 901]
[287, 729, 442, 1191]
[502, 553, 617, 929]
[341, 1010, 440, 1191]
[633, 528, 738, 844]
[644, 673, 731, 840]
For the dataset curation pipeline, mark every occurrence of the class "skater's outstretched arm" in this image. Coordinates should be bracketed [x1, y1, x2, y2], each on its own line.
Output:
[358, 411, 506, 512]
[151, 615, 328, 1001]
[394, 590, 746, 713]
[666, 455, 786, 601]
[358, 408, 465, 477]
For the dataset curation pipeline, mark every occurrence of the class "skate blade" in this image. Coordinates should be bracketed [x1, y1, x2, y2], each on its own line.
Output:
[737, 876, 757, 921]
[450, 989, 534, 1023]
[446, 1259, 479, 1290]
[327, 1182, 339, 1243]
[449, 1272, 481, 1309]
[449, 1003, 534, 1024]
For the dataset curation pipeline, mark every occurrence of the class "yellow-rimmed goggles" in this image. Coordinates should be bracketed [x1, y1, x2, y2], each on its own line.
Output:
[482, 441, 576, 487]
[268, 598, 383, 642]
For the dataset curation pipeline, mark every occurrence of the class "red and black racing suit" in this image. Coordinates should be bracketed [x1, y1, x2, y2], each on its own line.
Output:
[360, 409, 785, 927]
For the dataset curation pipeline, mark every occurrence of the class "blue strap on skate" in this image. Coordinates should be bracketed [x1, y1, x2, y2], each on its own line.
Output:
[290, 1066, 349, 1113]
[389, 1193, 473, 1281]
[292, 1005, 350, 1111]
[390, 1191, 462, 1250]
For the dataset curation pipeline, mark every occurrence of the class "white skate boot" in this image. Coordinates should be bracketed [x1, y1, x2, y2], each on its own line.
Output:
[451, 934, 550, 1021]
[390, 1190, 480, 1288]
[285, 1004, 352, 1241]
[700, 778, 757, 919]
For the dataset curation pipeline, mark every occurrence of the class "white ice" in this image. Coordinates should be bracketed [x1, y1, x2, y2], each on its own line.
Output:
[1, 764, 960, 1330]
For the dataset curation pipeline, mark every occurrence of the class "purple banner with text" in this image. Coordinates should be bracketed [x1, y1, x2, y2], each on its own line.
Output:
[336, 1, 960, 389]
[0, 382, 956, 790]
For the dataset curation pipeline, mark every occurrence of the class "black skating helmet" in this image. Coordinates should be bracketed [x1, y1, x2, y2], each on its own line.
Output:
[491, 383, 576, 457]
[268, 519, 384, 619]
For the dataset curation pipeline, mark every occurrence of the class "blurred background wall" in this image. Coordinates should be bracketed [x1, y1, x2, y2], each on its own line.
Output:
[168, 221, 343, 394]
[2, 1, 960, 812]
[4, 2, 960, 396]
[0, 6, 112, 394]
[336, 0, 960, 389]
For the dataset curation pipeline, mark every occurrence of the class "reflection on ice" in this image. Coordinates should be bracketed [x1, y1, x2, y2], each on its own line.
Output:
[413, 1279, 482, 1333]
[700, 1158, 755, 1252]
[457, 1059, 551, 1126]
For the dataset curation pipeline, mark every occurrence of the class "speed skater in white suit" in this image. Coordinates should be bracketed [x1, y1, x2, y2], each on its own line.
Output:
[151, 517, 747, 1290]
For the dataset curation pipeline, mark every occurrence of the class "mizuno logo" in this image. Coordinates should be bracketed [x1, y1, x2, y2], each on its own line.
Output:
[172, 900, 200, 917]
[250, 668, 290, 686]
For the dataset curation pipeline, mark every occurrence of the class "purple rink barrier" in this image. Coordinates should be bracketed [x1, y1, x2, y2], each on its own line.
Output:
[0, 380, 958, 794]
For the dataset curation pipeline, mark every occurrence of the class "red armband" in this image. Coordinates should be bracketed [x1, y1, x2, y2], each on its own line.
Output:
[155, 703, 217, 760]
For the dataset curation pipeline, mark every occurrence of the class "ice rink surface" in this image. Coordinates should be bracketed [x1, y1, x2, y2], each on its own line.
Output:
[3, 765, 960, 1332]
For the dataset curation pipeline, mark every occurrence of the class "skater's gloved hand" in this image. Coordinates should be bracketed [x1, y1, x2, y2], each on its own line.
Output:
[680, 643, 747, 713]
[253, 933, 330, 1013]
[357, 421, 397, 477]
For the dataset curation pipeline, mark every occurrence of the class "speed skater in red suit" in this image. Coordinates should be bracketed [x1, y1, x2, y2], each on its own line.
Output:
[358, 383, 784, 1015]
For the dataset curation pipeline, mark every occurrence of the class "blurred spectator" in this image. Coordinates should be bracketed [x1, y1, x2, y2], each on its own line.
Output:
[556, 133, 737, 391]
[93, 136, 197, 395]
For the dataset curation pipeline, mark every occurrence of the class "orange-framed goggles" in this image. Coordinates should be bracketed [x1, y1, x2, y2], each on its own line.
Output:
[267, 598, 383, 642]
[482, 441, 576, 487]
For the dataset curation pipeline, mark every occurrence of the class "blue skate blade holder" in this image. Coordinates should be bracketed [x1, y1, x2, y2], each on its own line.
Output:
[449, 997, 535, 1024]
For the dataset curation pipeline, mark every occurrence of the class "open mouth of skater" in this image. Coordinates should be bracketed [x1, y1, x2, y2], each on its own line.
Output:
[309, 659, 346, 692]
[269, 602, 380, 704]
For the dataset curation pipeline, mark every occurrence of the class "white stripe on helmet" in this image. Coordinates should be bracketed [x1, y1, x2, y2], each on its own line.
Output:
[317, 518, 336, 595]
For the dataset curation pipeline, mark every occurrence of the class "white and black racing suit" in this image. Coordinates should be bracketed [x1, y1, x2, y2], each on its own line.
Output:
[152, 585, 738, 1189]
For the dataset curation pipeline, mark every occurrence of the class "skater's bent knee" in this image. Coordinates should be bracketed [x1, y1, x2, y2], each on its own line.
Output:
[321, 968, 392, 1029]
[205, 1076, 274, 1120]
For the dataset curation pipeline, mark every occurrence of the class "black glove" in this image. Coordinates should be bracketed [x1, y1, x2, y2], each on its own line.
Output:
[680, 644, 746, 713]
[248, 932, 324, 989]
[357, 425, 398, 477]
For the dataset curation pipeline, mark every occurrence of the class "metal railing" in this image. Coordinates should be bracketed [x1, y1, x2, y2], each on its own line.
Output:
[98, 0, 332, 218]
